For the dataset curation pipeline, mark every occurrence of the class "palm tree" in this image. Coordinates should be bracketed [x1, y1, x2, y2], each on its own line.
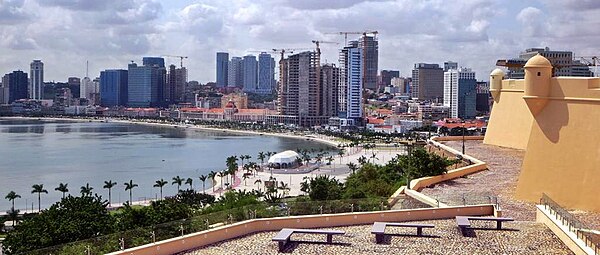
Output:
[347, 162, 359, 174]
[358, 155, 367, 166]
[226, 156, 239, 184]
[81, 183, 93, 197]
[326, 156, 334, 166]
[103, 180, 117, 206]
[254, 179, 262, 192]
[278, 181, 290, 197]
[217, 171, 225, 192]
[257, 152, 266, 165]
[338, 149, 345, 164]
[55, 183, 69, 199]
[153, 179, 168, 200]
[185, 178, 194, 191]
[199, 175, 208, 194]
[242, 174, 249, 186]
[172, 176, 184, 192]
[31, 184, 48, 212]
[369, 151, 379, 163]
[5, 191, 20, 211]
[124, 180, 138, 204]
[208, 171, 217, 192]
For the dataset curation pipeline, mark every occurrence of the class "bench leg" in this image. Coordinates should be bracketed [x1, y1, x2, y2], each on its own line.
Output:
[417, 227, 423, 236]
[375, 234, 384, 244]
[326, 234, 333, 243]
[497, 221, 502, 230]
[278, 240, 286, 252]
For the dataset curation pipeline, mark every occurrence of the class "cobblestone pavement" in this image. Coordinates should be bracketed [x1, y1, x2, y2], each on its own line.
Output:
[427, 140, 600, 230]
[182, 220, 572, 255]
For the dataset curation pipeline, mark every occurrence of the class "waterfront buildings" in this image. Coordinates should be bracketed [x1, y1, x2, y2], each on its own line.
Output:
[216, 52, 229, 87]
[320, 64, 340, 117]
[411, 63, 444, 102]
[166, 65, 187, 104]
[359, 34, 378, 90]
[257, 52, 275, 94]
[2, 71, 28, 103]
[142, 57, 167, 105]
[444, 67, 477, 119]
[227, 57, 243, 88]
[339, 42, 364, 126]
[242, 55, 258, 93]
[127, 61, 161, 107]
[100, 69, 128, 107]
[30, 60, 44, 100]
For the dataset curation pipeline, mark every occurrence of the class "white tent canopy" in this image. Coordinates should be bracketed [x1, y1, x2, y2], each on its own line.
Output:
[268, 150, 299, 165]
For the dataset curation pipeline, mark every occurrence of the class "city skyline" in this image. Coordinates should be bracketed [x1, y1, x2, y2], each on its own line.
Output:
[0, 0, 598, 82]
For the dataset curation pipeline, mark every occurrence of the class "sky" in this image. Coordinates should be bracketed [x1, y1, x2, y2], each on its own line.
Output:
[1, 0, 599, 82]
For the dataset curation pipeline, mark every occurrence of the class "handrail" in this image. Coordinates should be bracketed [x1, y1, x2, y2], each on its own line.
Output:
[540, 193, 599, 255]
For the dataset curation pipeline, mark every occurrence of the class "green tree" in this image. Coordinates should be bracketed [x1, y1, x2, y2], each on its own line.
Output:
[124, 180, 138, 204]
[347, 162, 359, 174]
[307, 175, 343, 201]
[80, 183, 93, 197]
[2, 195, 114, 254]
[31, 184, 48, 212]
[54, 183, 69, 199]
[103, 180, 117, 206]
[257, 151, 266, 165]
[172, 176, 184, 192]
[153, 179, 168, 200]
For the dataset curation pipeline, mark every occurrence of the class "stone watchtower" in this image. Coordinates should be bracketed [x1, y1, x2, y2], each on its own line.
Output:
[523, 54, 552, 115]
[489, 68, 505, 102]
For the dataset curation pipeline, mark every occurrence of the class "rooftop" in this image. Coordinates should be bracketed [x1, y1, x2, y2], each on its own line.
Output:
[183, 219, 571, 255]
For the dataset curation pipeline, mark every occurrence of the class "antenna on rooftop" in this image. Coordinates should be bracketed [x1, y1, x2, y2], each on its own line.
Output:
[86, 60, 89, 78]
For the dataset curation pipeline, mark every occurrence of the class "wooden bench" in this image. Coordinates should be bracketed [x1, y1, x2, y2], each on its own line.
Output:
[371, 222, 435, 244]
[456, 216, 514, 235]
[272, 228, 345, 252]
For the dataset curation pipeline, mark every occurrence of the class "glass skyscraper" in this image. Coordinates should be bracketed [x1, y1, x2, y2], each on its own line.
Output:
[100, 69, 128, 107]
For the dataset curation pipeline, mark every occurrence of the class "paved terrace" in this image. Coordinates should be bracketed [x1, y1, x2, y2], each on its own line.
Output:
[423, 140, 600, 230]
[182, 219, 572, 255]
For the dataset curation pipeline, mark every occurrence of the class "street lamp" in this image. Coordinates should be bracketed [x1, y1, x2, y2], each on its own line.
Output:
[461, 120, 466, 154]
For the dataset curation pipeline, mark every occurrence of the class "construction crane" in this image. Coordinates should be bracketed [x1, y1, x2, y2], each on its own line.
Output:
[162, 55, 188, 68]
[311, 40, 338, 56]
[325, 30, 379, 45]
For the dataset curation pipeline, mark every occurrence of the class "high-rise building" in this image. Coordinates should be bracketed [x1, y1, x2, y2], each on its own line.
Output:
[68, 77, 80, 89]
[80, 77, 95, 100]
[227, 57, 243, 88]
[505, 47, 593, 78]
[359, 35, 378, 90]
[100, 69, 128, 107]
[475, 81, 490, 114]
[338, 42, 363, 126]
[30, 60, 44, 100]
[378, 70, 399, 89]
[127, 62, 160, 107]
[411, 63, 444, 102]
[444, 61, 458, 71]
[443, 67, 476, 119]
[216, 52, 229, 87]
[3, 71, 28, 103]
[242, 55, 258, 92]
[257, 52, 275, 94]
[278, 51, 324, 126]
[142, 57, 167, 105]
[320, 64, 340, 117]
[0, 83, 8, 104]
[166, 65, 187, 104]
[391, 77, 409, 94]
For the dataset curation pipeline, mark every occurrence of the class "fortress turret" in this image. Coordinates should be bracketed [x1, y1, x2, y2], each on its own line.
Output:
[489, 68, 504, 102]
[523, 54, 552, 115]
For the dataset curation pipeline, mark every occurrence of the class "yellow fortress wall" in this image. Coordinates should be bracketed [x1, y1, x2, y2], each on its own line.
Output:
[483, 72, 534, 150]
[486, 54, 600, 211]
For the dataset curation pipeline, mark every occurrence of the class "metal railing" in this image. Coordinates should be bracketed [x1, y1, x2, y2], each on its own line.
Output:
[540, 193, 599, 255]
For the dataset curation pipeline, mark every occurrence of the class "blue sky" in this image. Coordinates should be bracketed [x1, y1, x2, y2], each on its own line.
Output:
[0, 0, 598, 82]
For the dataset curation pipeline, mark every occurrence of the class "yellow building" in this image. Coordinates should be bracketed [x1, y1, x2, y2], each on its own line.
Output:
[485, 54, 600, 212]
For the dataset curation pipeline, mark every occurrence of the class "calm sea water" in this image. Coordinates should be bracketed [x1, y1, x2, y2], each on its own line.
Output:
[0, 118, 333, 210]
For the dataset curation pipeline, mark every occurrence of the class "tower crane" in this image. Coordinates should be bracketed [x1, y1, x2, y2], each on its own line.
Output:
[325, 30, 379, 45]
[162, 55, 188, 68]
[311, 40, 339, 56]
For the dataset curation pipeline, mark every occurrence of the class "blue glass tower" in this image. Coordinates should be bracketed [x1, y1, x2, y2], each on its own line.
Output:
[100, 69, 128, 107]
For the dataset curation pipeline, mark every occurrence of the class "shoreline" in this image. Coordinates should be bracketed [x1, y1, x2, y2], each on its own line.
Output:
[0, 116, 341, 148]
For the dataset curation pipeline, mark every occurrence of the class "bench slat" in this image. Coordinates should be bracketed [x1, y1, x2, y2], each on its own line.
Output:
[468, 217, 514, 222]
